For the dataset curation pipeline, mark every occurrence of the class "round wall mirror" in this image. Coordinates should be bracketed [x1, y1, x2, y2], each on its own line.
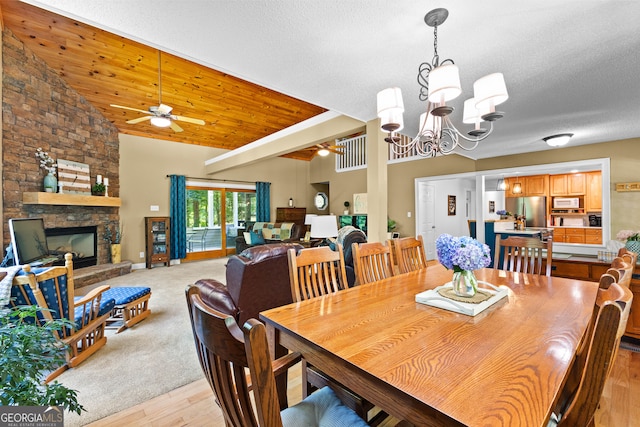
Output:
[314, 192, 328, 210]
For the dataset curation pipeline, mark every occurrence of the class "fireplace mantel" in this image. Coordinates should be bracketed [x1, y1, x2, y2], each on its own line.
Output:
[23, 192, 121, 207]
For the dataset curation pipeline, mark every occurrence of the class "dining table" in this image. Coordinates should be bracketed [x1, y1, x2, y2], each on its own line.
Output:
[260, 264, 598, 426]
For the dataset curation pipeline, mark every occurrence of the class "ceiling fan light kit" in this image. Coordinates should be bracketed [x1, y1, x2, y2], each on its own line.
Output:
[111, 51, 205, 133]
[377, 8, 508, 157]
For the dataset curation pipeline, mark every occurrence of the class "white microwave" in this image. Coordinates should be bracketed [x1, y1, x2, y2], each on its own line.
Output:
[554, 198, 580, 208]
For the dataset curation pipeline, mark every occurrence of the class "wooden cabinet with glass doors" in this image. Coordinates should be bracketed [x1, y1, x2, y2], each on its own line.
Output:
[145, 217, 171, 269]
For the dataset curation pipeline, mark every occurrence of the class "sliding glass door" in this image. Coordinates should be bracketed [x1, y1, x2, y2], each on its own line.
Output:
[184, 185, 256, 260]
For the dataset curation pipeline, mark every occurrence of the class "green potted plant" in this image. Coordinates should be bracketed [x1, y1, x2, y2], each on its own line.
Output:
[387, 218, 397, 239]
[91, 182, 106, 196]
[0, 305, 84, 413]
[103, 221, 124, 263]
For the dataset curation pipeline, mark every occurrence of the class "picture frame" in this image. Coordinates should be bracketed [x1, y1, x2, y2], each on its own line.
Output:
[489, 200, 495, 213]
[448, 195, 456, 216]
[353, 193, 368, 214]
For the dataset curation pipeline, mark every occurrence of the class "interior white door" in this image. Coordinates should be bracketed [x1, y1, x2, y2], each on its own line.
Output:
[417, 182, 436, 260]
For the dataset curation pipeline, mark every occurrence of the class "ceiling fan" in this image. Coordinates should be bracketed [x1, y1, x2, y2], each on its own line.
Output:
[312, 143, 344, 157]
[111, 51, 205, 133]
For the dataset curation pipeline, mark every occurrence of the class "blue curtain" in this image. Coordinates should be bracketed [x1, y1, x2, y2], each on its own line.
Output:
[170, 175, 187, 259]
[256, 181, 271, 222]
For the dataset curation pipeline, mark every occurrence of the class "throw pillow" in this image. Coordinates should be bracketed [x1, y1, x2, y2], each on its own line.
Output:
[243, 232, 252, 244]
[249, 231, 265, 245]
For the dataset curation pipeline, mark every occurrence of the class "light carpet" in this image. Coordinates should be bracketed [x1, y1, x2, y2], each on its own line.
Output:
[59, 257, 229, 427]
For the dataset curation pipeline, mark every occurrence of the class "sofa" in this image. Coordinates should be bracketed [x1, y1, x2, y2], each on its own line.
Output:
[235, 221, 304, 254]
[195, 242, 303, 326]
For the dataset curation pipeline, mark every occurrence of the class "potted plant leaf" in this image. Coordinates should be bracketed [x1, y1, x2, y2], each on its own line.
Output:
[91, 182, 106, 196]
[0, 304, 85, 414]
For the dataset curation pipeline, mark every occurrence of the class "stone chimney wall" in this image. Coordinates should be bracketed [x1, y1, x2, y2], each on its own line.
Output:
[2, 29, 120, 265]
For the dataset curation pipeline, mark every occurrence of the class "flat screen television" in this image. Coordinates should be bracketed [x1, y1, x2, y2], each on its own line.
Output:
[8, 218, 53, 265]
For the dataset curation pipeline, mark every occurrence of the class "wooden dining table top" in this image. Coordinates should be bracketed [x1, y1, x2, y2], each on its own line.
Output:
[260, 264, 598, 426]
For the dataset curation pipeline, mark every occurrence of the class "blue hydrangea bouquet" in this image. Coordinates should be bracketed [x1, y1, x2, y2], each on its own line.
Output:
[436, 234, 491, 297]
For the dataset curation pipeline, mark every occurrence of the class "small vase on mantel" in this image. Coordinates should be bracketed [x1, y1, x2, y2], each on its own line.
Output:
[43, 172, 57, 193]
[110, 244, 121, 264]
[452, 270, 478, 298]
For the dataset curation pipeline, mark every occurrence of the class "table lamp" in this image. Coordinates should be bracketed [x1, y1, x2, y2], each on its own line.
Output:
[303, 214, 317, 241]
[310, 215, 338, 241]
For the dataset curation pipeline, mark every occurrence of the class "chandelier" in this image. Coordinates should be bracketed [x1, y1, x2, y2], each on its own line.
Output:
[376, 8, 508, 157]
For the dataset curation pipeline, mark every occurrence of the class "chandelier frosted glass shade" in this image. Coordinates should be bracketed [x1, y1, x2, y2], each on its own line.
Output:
[376, 8, 508, 157]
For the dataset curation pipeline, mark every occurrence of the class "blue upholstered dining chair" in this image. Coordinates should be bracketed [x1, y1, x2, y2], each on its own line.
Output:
[10, 253, 115, 382]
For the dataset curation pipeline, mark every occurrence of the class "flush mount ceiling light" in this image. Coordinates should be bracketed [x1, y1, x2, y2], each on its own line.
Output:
[377, 8, 508, 157]
[543, 133, 574, 147]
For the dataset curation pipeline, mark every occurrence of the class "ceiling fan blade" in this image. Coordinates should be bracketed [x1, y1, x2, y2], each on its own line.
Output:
[157, 104, 173, 115]
[172, 115, 205, 125]
[110, 104, 151, 115]
[126, 116, 152, 124]
[170, 121, 184, 133]
[327, 147, 344, 155]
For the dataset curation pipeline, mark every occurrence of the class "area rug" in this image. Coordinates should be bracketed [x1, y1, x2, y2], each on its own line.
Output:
[59, 258, 229, 427]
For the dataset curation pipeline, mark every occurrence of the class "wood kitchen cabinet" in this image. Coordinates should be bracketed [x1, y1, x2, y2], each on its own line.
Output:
[145, 216, 171, 269]
[552, 228, 566, 243]
[585, 171, 602, 211]
[564, 227, 585, 244]
[524, 174, 548, 196]
[550, 173, 586, 196]
[584, 228, 602, 244]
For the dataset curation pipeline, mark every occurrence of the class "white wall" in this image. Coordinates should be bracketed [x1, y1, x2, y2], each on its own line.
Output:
[484, 190, 506, 220]
[433, 178, 476, 237]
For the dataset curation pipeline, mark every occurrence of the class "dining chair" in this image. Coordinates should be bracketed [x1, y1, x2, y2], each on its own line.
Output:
[617, 247, 638, 266]
[392, 235, 428, 274]
[287, 245, 348, 301]
[352, 241, 395, 285]
[608, 257, 634, 288]
[185, 285, 369, 427]
[493, 235, 553, 276]
[549, 274, 632, 426]
[287, 245, 387, 424]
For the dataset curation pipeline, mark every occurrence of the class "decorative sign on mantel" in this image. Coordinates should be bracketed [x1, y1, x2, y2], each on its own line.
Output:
[57, 159, 91, 195]
[616, 182, 640, 192]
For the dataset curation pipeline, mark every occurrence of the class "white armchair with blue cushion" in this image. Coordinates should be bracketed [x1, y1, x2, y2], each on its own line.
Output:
[10, 253, 115, 382]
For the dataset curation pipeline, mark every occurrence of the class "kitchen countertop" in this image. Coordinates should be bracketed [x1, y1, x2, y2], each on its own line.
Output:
[499, 227, 553, 236]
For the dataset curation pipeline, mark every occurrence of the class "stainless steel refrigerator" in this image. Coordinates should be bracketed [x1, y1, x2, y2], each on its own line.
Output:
[505, 196, 547, 227]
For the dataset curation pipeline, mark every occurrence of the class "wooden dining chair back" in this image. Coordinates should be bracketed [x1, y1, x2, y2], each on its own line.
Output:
[494, 235, 553, 276]
[617, 247, 638, 266]
[185, 284, 368, 427]
[287, 245, 348, 302]
[352, 241, 395, 285]
[609, 257, 634, 288]
[551, 275, 632, 426]
[393, 235, 428, 274]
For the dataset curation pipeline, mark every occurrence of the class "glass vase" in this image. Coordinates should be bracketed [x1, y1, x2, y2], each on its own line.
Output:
[452, 270, 478, 298]
[43, 172, 57, 193]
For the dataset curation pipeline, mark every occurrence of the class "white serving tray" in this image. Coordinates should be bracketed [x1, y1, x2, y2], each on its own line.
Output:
[415, 281, 509, 316]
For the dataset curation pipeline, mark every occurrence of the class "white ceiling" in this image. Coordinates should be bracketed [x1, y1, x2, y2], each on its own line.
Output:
[23, 0, 640, 160]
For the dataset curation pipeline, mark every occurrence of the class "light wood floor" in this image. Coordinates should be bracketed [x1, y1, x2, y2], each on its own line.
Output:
[88, 348, 640, 427]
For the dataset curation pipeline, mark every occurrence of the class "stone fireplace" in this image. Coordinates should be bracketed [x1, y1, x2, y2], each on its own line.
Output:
[46, 226, 97, 269]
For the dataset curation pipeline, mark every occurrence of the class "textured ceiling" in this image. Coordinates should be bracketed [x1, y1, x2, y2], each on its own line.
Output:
[9, 0, 640, 160]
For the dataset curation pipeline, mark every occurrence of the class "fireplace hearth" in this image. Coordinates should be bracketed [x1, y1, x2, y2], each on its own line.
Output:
[46, 226, 97, 269]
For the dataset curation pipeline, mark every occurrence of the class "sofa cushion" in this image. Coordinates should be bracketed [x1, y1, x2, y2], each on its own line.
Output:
[240, 242, 300, 263]
[248, 231, 265, 245]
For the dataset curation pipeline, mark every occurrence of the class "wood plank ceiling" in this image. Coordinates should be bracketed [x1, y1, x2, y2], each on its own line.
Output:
[0, 1, 328, 161]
